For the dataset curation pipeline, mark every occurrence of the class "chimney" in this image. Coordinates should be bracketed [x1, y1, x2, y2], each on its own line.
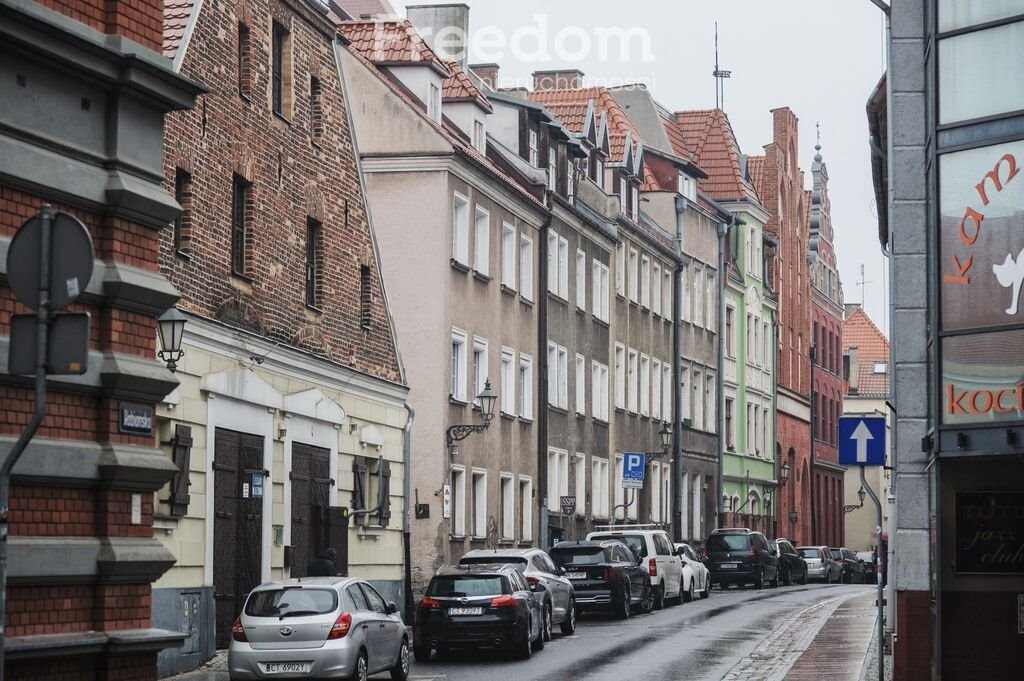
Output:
[470, 63, 499, 90]
[533, 69, 585, 91]
[846, 346, 859, 394]
[406, 3, 470, 69]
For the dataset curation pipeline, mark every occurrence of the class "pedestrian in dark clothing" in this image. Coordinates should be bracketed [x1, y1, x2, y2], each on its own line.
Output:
[307, 548, 338, 576]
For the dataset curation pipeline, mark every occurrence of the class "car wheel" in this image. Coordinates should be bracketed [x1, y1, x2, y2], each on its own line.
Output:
[754, 569, 764, 589]
[653, 583, 665, 610]
[783, 568, 791, 587]
[560, 599, 576, 636]
[390, 638, 410, 681]
[770, 569, 779, 589]
[539, 604, 550, 646]
[616, 593, 631, 620]
[516, 622, 533, 659]
[800, 568, 808, 585]
[826, 569, 833, 585]
[354, 651, 369, 681]
[639, 584, 654, 614]
[413, 643, 431, 664]
[701, 578, 711, 599]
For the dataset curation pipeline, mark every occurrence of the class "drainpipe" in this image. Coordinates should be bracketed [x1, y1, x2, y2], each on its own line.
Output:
[715, 216, 733, 534]
[809, 346, 817, 545]
[672, 195, 686, 542]
[770, 308, 779, 538]
[402, 402, 415, 619]
[538, 195, 553, 549]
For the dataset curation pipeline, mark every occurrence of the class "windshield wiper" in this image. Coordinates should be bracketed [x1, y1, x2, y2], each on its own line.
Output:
[279, 610, 321, 619]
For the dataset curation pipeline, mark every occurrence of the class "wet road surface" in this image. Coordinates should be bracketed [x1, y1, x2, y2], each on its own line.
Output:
[406, 582, 871, 681]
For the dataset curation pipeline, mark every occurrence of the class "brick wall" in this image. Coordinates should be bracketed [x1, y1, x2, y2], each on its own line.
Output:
[162, 0, 402, 383]
[777, 410, 812, 545]
[36, 0, 163, 52]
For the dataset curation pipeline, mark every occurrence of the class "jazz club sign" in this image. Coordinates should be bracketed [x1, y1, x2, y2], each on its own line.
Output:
[941, 140, 1024, 425]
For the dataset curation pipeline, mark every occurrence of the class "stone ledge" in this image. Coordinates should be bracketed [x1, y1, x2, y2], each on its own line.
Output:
[8, 535, 176, 585]
[6, 628, 186, 661]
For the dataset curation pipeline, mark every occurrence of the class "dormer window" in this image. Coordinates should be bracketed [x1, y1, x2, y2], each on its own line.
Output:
[566, 158, 575, 202]
[473, 120, 486, 153]
[594, 157, 604, 186]
[631, 184, 639, 221]
[678, 172, 697, 201]
[529, 130, 539, 166]
[548, 150, 558, 193]
[427, 82, 441, 121]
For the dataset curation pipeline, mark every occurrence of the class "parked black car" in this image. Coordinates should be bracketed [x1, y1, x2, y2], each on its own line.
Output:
[770, 538, 808, 586]
[548, 540, 653, 620]
[706, 528, 779, 589]
[414, 564, 543, 662]
[856, 551, 878, 583]
[830, 547, 866, 583]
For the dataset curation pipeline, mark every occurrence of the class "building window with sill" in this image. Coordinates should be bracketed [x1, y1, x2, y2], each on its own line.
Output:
[451, 328, 468, 401]
[231, 174, 251, 277]
[305, 217, 322, 308]
[474, 205, 490, 275]
[452, 192, 470, 266]
[271, 21, 292, 118]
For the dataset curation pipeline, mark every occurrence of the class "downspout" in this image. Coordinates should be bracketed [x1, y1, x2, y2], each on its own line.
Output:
[538, 193, 553, 549]
[716, 215, 733, 534]
[672, 195, 686, 542]
[770, 307, 779, 538]
[809, 346, 817, 544]
[402, 402, 415, 619]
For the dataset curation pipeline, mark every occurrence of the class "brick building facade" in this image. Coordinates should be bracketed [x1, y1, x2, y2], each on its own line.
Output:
[0, 0, 200, 678]
[155, 0, 408, 674]
[749, 108, 814, 545]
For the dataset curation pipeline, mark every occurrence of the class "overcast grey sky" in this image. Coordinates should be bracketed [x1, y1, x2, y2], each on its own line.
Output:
[398, 0, 890, 334]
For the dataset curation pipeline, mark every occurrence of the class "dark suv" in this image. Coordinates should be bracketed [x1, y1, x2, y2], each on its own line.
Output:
[706, 528, 779, 589]
[830, 547, 866, 584]
[770, 538, 808, 586]
[414, 564, 543, 661]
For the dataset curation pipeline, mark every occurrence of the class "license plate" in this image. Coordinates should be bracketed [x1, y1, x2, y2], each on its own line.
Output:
[261, 662, 312, 674]
[447, 607, 483, 616]
[720, 563, 739, 569]
[567, 572, 587, 580]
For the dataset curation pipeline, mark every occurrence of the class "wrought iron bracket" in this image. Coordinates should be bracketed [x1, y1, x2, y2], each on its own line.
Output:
[446, 422, 491, 456]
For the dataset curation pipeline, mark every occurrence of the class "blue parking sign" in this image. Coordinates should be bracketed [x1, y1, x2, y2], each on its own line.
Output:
[622, 452, 645, 489]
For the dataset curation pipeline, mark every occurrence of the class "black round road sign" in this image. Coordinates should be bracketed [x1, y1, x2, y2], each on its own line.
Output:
[6, 211, 94, 311]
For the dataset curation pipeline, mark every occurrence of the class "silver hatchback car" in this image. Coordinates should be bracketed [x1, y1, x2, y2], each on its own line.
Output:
[228, 577, 410, 681]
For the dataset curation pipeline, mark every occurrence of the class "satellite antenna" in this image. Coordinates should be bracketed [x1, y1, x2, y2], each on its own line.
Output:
[713, 22, 732, 110]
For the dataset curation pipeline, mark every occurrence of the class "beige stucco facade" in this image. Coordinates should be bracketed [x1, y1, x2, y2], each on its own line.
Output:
[842, 396, 891, 553]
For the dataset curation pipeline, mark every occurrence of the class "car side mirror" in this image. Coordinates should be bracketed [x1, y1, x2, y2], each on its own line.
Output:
[386, 601, 398, 615]
[559, 566, 568, 576]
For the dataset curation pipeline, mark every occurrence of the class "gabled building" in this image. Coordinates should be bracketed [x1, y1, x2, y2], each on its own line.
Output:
[670, 109, 778, 536]
[748, 108, 814, 545]
[336, 11, 546, 590]
[157, 0, 408, 674]
[808, 141, 846, 547]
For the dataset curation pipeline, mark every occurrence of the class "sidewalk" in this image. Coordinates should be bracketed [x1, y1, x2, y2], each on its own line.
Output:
[722, 589, 881, 681]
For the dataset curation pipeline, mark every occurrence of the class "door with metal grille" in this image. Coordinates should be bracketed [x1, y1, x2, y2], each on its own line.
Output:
[213, 428, 265, 649]
[290, 443, 331, 577]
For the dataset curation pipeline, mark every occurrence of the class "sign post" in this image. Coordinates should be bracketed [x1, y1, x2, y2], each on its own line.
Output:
[839, 415, 886, 681]
[0, 206, 93, 679]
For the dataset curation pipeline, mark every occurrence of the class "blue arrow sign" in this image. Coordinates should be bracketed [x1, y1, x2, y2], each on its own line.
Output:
[837, 416, 886, 466]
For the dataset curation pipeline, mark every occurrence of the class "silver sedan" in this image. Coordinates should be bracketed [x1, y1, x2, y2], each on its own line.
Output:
[228, 576, 409, 681]
[796, 546, 842, 584]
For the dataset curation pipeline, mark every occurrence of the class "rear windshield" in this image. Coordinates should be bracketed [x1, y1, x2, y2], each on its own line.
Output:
[707, 534, 750, 552]
[428, 576, 504, 598]
[590, 534, 646, 559]
[551, 548, 606, 566]
[459, 557, 528, 571]
[799, 549, 821, 559]
[830, 549, 842, 558]
[857, 552, 874, 562]
[245, 588, 338, 618]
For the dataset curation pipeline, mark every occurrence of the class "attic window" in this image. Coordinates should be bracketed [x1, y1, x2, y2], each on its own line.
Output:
[528, 130, 539, 166]
[428, 83, 441, 121]
[873, 362, 887, 374]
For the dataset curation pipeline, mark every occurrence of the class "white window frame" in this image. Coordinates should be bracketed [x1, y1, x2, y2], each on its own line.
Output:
[472, 469, 487, 538]
[474, 205, 490, 275]
[640, 255, 651, 308]
[631, 185, 639, 221]
[500, 347, 516, 416]
[519, 353, 534, 419]
[726, 306, 736, 358]
[519, 234, 534, 301]
[451, 465, 466, 536]
[528, 130, 539, 167]
[576, 249, 587, 310]
[519, 476, 533, 540]
[615, 242, 625, 295]
[452, 192, 470, 266]
[473, 119, 486, 153]
[428, 82, 441, 121]
[614, 344, 626, 410]
[706, 270, 716, 329]
[662, 363, 672, 423]
[472, 336, 488, 405]
[652, 359, 662, 420]
[592, 360, 609, 421]
[640, 354, 651, 417]
[692, 369, 703, 430]
[592, 457, 609, 519]
[593, 260, 610, 322]
[627, 348, 639, 413]
[501, 473, 515, 540]
[451, 327, 468, 401]
[547, 448, 569, 512]
[680, 365, 690, 423]
[614, 454, 624, 519]
[663, 268, 673, 322]
[548, 150, 558, 193]
[651, 464, 662, 523]
[574, 453, 586, 516]
[680, 263, 690, 322]
[628, 247, 639, 303]
[706, 371, 717, 434]
[566, 157, 575, 201]
[653, 262, 662, 316]
[501, 223, 516, 289]
[575, 353, 586, 415]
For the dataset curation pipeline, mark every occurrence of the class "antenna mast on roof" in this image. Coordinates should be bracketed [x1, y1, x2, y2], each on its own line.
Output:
[713, 22, 732, 110]
[857, 264, 875, 307]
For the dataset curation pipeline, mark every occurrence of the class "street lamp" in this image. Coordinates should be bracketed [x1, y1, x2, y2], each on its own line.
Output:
[780, 460, 790, 486]
[788, 510, 798, 527]
[844, 487, 867, 514]
[447, 380, 497, 456]
[157, 307, 187, 372]
[659, 423, 673, 454]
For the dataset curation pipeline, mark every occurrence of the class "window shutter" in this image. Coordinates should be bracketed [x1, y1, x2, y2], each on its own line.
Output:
[377, 460, 392, 526]
[168, 424, 193, 517]
[352, 457, 367, 526]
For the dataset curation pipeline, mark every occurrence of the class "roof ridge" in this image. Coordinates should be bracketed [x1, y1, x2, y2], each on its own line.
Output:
[845, 307, 889, 347]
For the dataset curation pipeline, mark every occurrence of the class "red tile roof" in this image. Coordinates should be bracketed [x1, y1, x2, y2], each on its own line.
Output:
[163, 0, 196, 60]
[671, 109, 761, 204]
[747, 155, 767, 200]
[843, 306, 890, 397]
[441, 60, 493, 112]
[338, 19, 450, 75]
[528, 87, 658, 189]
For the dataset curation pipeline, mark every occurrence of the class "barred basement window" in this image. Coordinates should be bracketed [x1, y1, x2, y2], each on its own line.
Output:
[306, 218, 322, 308]
[360, 265, 372, 330]
[231, 174, 251, 276]
[309, 76, 322, 140]
[238, 23, 251, 99]
[173, 169, 192, 254]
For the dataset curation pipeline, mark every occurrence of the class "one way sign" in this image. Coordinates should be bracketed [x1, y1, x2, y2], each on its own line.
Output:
[837, 416, 886, 466]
